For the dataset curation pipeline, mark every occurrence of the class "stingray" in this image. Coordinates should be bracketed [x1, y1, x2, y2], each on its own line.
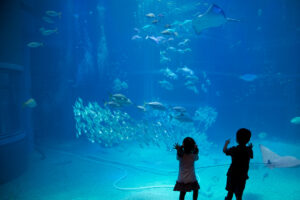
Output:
[259, 144, 300, 168]
[192, 4, 239, 34]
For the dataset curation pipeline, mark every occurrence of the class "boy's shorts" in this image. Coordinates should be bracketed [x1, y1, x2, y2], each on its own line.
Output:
[226, 176, 246, 197]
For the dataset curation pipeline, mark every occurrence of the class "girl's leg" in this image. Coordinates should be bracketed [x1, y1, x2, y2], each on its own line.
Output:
[179, 191, 186, 200]
[225, 191, 233, 200]
[193, 189, 199, 200]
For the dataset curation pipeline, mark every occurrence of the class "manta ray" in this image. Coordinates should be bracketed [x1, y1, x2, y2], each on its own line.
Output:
[192, 4, 239, 34]
[259, 144, 300, 168]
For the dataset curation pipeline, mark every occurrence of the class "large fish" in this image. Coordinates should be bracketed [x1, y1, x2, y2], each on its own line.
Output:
[192, 4, 239, 34]
[260, 144, 300, 168]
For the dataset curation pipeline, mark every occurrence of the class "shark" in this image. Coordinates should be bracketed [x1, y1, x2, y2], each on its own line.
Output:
[259, 144, 300, 168]
[192, 4, 239, 34]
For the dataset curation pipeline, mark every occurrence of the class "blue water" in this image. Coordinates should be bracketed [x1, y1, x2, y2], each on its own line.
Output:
[0, 0, 299, 199]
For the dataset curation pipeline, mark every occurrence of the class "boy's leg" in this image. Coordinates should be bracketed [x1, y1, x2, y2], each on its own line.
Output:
[193, 189, 198, 200]
[235, 194, 242, 200]
[179, 191, 186, 200]
[235, 178, 246, 200]
[225, 191, 233, 200]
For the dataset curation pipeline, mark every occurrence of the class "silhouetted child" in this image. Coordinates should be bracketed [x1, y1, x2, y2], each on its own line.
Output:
[174, 137, 200, 200]
[223, 128, 253, 200]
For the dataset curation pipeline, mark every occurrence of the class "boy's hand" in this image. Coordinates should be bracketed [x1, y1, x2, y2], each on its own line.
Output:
[248, 143, 253, 148]
[225, 139, 230, 144]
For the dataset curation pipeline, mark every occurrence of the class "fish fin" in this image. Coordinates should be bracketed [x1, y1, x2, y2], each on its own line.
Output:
[58, 12, 62, 18]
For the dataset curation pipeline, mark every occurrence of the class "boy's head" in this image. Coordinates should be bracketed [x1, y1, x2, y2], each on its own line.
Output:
[183, 137, 196, 154]
[236, 128, 251, 145]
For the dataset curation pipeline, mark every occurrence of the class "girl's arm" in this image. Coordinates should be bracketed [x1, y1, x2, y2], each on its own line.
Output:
[174, 143, 184, 157]
[194, 145, 199, 154]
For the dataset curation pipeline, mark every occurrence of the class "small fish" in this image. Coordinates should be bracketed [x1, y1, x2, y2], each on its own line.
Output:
[104, 101, 122, 108]
[152, 19, 159, 24]
[131, 35, 142, 41]
[171, 113, 193, 123]
[137, 105, 147, 112]
[145, 13, 155, 18]
[27, 42, 43, 48]
[290, 117, 300, 125]
[239, 74, 258, 82]
[161, 28, 176, 35]
[40, 28, 58, 36]
[46, 10, 62, 18]
[177, 66, 194, 76]
[167, 46, 176, 51]
[110, 94, 132, 106]
[185, 75, 199, 83]
[23, 98, 37, 108]
[158, 80, 173, 90]
[186, 85, 199, 94]
[157, 13, 164, 18]
[172, 106, 186, 113]
[178, 39, 190, 47]
[42, 16, 55, 24]
[160, 67, 177, 80]
[145, 102, 166, 111]
[145, 35, 166, 44]
[142, 24, 153, 30]
[184, 48, 192, 52]
[134, 28, 140, 33]
[177, 49, 185, 54]
[160, 56, 171, 64]
[165, 24, 172, 28]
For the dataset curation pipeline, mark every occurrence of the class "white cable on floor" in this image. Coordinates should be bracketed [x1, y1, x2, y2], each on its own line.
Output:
[43, 147, 265, 191]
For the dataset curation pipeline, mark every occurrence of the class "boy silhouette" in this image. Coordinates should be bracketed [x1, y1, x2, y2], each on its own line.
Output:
[223, 128, 253, 200]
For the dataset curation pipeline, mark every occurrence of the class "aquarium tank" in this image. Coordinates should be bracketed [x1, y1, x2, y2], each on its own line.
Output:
[0, 0, 299, 199]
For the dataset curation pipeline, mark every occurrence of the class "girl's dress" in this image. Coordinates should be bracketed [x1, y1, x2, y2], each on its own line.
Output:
[174, 152, 200, 192]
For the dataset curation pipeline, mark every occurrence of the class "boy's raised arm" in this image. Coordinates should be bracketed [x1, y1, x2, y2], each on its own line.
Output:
[223, 139, 230, 153]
